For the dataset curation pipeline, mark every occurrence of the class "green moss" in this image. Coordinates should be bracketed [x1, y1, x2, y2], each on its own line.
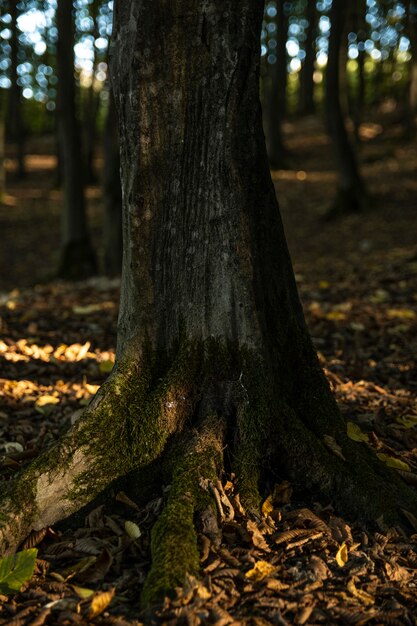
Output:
[141, 419, 223, 607]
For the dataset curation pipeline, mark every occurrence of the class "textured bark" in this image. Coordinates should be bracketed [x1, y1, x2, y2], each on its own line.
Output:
[325, 0, 367, 214]
[1, 0, 417, 609]
[103, 91, 122, 275]
[299, 0, 317, 115]
[263, 0, 290, 169]
[56, 0, 97, 279]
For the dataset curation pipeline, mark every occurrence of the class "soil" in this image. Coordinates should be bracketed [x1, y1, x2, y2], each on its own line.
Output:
[0, 115, 416, 625]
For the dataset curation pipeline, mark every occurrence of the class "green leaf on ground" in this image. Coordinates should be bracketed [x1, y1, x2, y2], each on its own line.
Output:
[0, 548, 38, 594]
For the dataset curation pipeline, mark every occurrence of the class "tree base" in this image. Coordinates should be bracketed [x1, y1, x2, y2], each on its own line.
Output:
[323, 185, 371, 220]
[1, 340, 416, 608]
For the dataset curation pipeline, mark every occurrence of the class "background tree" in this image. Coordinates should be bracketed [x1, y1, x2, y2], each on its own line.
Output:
[326, 0, 368, 214]
[1, 0, 417, 610]
[7, 0, 26, 179]
[56, 0, 96, 279]
[263, 0, 290, 168]
[299, 0, 317, 115]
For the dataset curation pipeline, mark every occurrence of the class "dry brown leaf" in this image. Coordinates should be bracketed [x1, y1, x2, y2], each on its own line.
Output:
[246, 520, 270, 551]
[347, 578, 375, 605]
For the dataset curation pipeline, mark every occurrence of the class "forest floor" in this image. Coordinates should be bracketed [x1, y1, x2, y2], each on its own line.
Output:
[0, 114, 416, 625]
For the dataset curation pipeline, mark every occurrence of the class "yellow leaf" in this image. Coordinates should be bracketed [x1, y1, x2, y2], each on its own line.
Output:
[195, 584, 211, 600]
[245, 560, 276, 581]
[261, 495, 274, 517]
[35, 395, 59, 407]
[336, 542, 348, 567]
[326, 310, 346, 321]
[71, 585, 95, 599]
[319, 280, 330, 289]
[396, 415, 417, 429]
[387, 308, 416, 320]
[99, 360, 114, 374]
[347, 578, 374, 605]
[85, 383, 100, 395]
[124, 521, 141, 539]
[87, 588, 115, 619]
[347, 422, 368, 443]
[376, 453, 410, 472]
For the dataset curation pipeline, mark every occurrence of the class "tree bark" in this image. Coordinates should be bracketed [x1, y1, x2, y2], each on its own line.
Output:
[1, 0, 416, 609]
[326, 0, 368, 215]
[263, 0, 290, 168]
[103, 90, 122, 275]
[299, 0, 316, 115]
[56, 0, 97, 279]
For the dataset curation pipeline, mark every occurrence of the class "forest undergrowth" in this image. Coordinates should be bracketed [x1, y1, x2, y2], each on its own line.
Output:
[0, 117, 416, 625]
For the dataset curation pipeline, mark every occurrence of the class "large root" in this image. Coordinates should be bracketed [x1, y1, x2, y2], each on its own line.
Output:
[0, 340, 416, 607]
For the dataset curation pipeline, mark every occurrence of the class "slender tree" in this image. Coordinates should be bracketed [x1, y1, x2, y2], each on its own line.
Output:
[0, 91, 5, 203]
[1, 0, 416, 609]
[406, 0, 417, 137]
[326, 0, 368, 214]
[299, 0, 317, 115]
[56, 0, 97, 279]
[263, 0, 290, 168]
[7, 0, 26, 179]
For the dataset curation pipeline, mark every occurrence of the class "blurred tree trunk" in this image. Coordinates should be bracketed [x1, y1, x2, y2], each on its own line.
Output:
[263, 0, 289, 169]
[326, 0, 367, 215]
[406, 0, 417, 137]
[7, 0, 26, 179]
[351, 0, 367, 141]
[299, 0, 316, 115]
[103, 90, 122, 275]
[83, 0, 101, 184]
[56, 0, 97, 279]
[0, 92, 5, 203]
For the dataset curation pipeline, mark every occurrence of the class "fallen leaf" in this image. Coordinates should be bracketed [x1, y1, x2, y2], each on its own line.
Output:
[87, 588, 115, 619]
[0, 549, 38, 594]
[347, 578, 374, 605]
[376, 453, 410, 472]
[245, 560, 276, 582]
[336, 542, 348, 567]
[261, 495, 274, 517]
[124, 520, 141, 539]
[347, 422, 369, 443]
[324, 435, 346, 460]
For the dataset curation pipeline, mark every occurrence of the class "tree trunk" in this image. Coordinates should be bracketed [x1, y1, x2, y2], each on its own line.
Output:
[325, 0, 368, 215]
[0, 91, 5, 203]
[299, 0, 316, 115]
[83, 0, 101, 184]
[1, 0, 416, 609]
[263, 0, 290, 169]
[56, 0, 97, 279]
[406, 0, 417, 137]
[7, 0, 26, 179]
[103, 90, 122, 275]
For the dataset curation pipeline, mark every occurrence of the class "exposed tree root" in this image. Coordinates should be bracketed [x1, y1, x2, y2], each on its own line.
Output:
[0, 341, 416, 607]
